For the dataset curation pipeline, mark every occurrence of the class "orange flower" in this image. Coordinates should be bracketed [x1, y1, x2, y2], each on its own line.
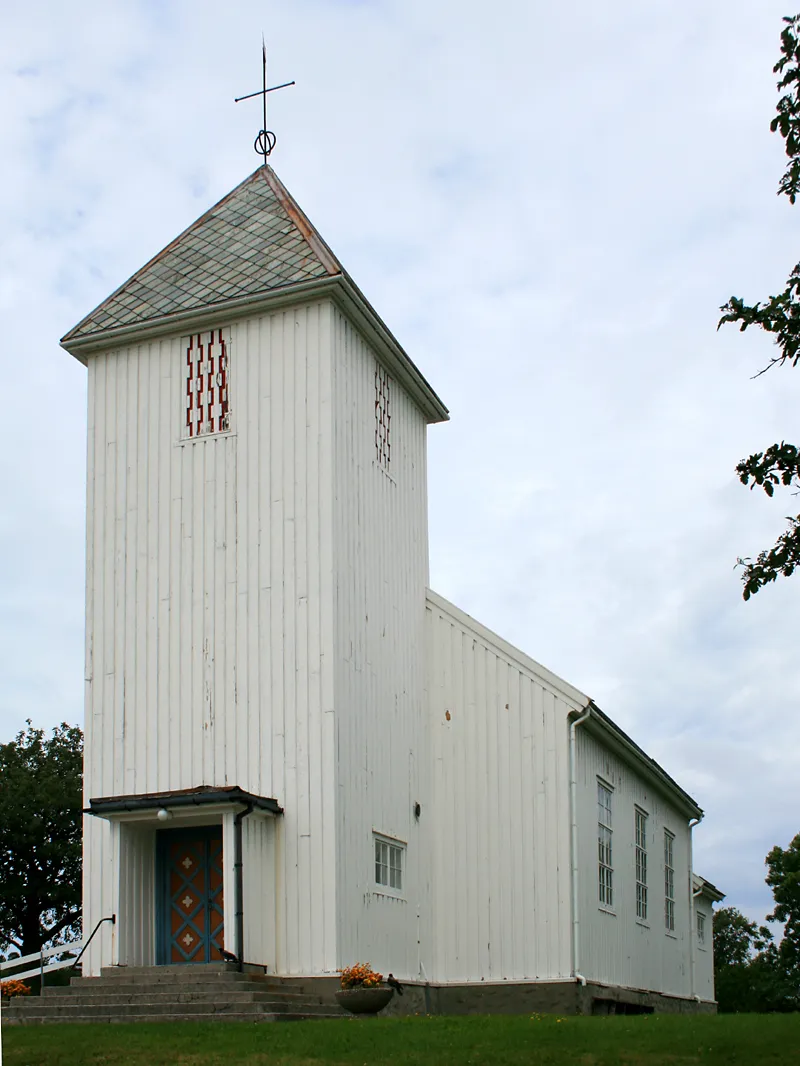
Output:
[0, 979, 31, 998]
[339, 963, 384, 989]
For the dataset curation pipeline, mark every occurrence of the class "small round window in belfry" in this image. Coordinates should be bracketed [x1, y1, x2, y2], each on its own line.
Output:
[445, 710, 451, 721]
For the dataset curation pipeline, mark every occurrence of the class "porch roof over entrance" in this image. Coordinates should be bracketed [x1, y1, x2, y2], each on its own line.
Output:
[86, 785, 283, 817]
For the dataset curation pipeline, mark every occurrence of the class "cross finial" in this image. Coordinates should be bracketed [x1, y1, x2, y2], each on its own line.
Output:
[234, 39, 295, 165]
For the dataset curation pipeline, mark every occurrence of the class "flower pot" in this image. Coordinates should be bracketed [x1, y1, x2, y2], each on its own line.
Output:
[335, 986, 394, 1014]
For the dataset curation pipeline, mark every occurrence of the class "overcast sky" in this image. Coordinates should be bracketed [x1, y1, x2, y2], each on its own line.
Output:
[3, 0, 799, 929]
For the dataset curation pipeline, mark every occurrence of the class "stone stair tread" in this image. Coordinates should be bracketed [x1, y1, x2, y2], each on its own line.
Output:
[45, 987, 321, 1002]
[16, 1002, 334, 1015]
[74, 973, 254, 986]
[5, 967, 349, 1025]
[4, 1011, 345, 1025]
[10, 998, 338, 1013]
[100, 964, 238, 976]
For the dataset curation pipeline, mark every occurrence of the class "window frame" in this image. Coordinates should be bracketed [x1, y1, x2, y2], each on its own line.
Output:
[635, 807, 648, 922]
[597, 780, 614, 910]
[696, 909, 706, 948]
[664, 830, 676, 932]
[373, 832, 406, 898]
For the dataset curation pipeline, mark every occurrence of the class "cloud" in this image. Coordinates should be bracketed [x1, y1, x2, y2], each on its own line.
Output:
[2, 0, 799, 927]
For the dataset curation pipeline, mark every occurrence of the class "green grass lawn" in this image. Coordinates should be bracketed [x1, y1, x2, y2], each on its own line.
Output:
[3, 1014, 800, 1066]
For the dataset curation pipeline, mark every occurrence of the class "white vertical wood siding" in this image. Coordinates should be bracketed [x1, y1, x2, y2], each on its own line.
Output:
[82, 301, 337, 976]
[425, 591, 581, 983]
[330, 308, 430, 981]
[693, 897, 715, 1003]
[117, 823, 156, 966]
[575, 727, 693, 997]
[242, 814, 277, 968]
[82, 818, 120, 975]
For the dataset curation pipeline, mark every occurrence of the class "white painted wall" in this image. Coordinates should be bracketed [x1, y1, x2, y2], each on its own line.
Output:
[575, 725, 694, 997]
[79, 286, 710, 1001]
[425, 591, 583, 984]
[82, 300, 339, 975]
[242, 814, 277, 969]
[693, 895, 716, 1003]
[117, 823, 156, 966]
[330, 308, 431, 982]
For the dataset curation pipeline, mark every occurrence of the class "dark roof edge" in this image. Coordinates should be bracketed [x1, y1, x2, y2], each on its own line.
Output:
[693, 875, 725, 902]
[86, 785, 282, 817]
[61, 275, 450, 424]
[332, 279, 449, 423]
[262, 166, 341, 277]
[574, 701, 703, 820]
[60, 275, 342, 361]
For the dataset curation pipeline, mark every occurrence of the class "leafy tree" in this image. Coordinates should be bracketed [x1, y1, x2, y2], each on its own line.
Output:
[720, 14, 800, 598]
[766, 831, 800, 978]
[713, 835, 800, 1012]
[713, 906, 770, 968]
[0, 721, 83, 960]
[712, 906, 777, 1012]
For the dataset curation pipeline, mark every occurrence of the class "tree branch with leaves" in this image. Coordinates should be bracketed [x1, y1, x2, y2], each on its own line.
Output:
[720, 14, 800, 598]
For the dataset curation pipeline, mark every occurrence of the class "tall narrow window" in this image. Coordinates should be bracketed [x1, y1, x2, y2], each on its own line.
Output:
[598, 781, 613, 907]
[184, 328, 230, 438]
[635, 809, 648, 921]
[664, 830, 676, 931]
[375, 362, 391, 469]
[697, 910, 706, 946]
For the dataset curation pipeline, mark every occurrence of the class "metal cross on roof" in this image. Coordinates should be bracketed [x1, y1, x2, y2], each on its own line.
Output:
[234, 39, 295, 164]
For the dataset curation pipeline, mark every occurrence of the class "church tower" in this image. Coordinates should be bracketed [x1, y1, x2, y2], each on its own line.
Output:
[62, 166, 448, 977]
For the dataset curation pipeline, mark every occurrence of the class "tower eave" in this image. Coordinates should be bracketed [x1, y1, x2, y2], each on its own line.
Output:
[61, 273, 450, 424]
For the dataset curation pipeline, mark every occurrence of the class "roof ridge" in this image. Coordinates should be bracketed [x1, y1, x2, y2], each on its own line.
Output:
[261, 166, 342, 277]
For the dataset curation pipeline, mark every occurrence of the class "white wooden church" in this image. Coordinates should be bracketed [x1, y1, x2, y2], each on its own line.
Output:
[62, 164, 723, 1014]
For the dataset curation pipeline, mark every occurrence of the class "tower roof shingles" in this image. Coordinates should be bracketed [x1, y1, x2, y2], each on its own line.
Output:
[62, 166, 340, 344]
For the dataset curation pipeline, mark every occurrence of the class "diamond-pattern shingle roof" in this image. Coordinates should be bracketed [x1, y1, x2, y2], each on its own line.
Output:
[62, 166, 341, 343]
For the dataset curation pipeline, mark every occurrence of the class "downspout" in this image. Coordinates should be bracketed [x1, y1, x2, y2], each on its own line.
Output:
[569, 702, 593, 989]
[688, 813, 703, 1002]
[233, 803, 255, 972]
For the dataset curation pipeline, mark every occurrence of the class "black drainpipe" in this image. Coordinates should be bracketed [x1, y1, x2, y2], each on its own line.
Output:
[233, 802, 254, 972]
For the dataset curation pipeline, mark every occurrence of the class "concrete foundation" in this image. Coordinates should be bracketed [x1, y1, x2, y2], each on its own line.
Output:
[272, 976, 717, 1017]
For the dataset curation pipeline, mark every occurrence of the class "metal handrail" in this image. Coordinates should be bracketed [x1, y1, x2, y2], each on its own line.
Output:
[1, 914, 116, 984]
[69, 915, 116, 974]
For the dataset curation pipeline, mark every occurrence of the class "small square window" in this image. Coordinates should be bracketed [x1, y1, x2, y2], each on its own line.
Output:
[374, 833, 405, 894]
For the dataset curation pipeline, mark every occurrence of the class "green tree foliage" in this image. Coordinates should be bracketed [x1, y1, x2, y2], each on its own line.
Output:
[766, 831, 800, 979]
[713, 833, 800, 1012]
[0, 721, 83, 959]
[713, 906, 770, 968]
[712, 907, 780, 1012]
[720, 15, 800, 598]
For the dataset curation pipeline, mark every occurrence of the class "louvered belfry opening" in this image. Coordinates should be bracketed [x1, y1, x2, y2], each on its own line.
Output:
[375, 362, 391, 468]
[184, 329, 230, 438]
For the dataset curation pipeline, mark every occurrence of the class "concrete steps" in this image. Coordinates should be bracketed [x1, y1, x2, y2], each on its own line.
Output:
[2, 965, 348, 1025]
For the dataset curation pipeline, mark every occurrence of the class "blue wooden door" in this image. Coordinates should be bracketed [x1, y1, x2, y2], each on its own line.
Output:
[156, 826, 224, 964]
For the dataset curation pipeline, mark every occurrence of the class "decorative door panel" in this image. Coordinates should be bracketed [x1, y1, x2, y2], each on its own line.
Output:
[156, 827, 224, 964]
